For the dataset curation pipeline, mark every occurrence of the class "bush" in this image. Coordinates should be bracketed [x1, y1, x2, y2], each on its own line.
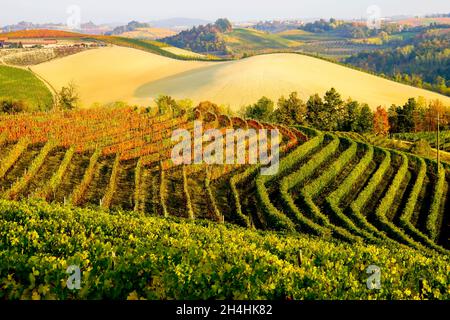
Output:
[0, 100, 28, 114]
[410, 139, 432, 157]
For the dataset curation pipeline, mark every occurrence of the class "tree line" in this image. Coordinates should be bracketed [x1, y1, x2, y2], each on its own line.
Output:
[240, 88, 449, 136]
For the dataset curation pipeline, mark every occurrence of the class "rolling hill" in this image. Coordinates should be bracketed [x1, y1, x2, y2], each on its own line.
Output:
[223, 28, 301, 53]
[31, 46, 450, 109]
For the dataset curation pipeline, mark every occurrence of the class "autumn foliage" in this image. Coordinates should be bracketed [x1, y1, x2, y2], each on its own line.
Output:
[373, 106, 390, 136]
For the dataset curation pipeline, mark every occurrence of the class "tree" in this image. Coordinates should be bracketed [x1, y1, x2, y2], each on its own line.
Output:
[244, 96, 274, 122]
[195, 101, 222, 114]
[373, 106, 390, 136]
[215, 18, 233, 33]
[356, 104, 374, 133]
[306, 93, 324, 128]
[306, 88, 343, 131]
[57, 82, 79, 110]
[397, 98, 417, 133]
[340, 99, 360, 132]
[387, 105, 398, 134]
[274, 92, 307, 125]
[156, 95, 177, 115]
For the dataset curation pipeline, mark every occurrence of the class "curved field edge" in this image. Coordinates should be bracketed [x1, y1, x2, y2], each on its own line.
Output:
[0, 199, 448, 300]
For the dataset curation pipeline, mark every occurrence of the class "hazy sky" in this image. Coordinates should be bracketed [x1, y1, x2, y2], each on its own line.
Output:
[1, 0, 449, 25]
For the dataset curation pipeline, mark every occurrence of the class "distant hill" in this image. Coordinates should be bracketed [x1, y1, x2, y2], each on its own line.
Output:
[0, 29, 85, 38]
[106, 21, 151, 35]
[161, 18, 232, 55]
[105, 21, 176, 40]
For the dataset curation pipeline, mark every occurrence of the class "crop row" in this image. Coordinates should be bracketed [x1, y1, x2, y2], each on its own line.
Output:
[70, 149, 101, 206]
[35, 147, 75, 201]
[101, 154, 121, 209]
[0, 138, 30, 180]
[3, 139, 57, 200]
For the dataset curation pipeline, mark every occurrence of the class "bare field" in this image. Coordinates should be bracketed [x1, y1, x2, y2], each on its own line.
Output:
[31, 46, 214, 107]
[32, 46, 450, 109]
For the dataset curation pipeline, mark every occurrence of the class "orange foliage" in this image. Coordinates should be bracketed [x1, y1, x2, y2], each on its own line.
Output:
[373, 106, 390, 136]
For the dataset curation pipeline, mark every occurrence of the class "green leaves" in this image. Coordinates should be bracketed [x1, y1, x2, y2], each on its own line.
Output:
[0, 199, 449, 300]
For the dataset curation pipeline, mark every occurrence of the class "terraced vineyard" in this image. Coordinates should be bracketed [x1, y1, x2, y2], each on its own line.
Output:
[0, 107, 448, 257]
[393, 131, 450, 152]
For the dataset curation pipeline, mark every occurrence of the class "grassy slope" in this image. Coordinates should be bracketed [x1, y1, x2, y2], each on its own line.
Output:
[0, 65, 53, 111]
[0, 199, 448, 300]
[223, 28, 301, 53]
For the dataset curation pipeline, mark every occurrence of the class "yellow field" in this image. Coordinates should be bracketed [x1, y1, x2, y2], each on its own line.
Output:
[32, 46, 450, 109]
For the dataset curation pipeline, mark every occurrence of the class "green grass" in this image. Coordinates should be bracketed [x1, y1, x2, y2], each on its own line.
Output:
[224, 28, 300, 53]
[0, 65, 53, 111]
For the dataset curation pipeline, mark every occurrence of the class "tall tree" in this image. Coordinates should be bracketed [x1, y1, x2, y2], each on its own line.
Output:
[373, 106, 390, 136]
[340, 99, 360, 132]
[274, 92, 307, 125]
[356, 104, 374, 133]
[306, 88, 343, 131]
[244, 96, 274, 122]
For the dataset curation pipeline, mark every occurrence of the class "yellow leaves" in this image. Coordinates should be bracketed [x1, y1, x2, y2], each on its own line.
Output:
[31, 290, 41, 300]
[127, 291, 139, 300]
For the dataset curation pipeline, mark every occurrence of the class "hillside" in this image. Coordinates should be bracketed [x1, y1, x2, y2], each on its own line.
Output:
[32, 47, 450, 109]
[0, 108, 447, 251]
[0, 105, 449, 299]
[0, 65, 53, 111]
[223, 28, 300, 55]
[31, 46, 214, 107]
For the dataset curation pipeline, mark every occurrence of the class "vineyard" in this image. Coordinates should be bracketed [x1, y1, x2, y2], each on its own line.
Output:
[0, 47, 88, 66]
[393, 131, 450, 152]
[0, 107, 449, 299]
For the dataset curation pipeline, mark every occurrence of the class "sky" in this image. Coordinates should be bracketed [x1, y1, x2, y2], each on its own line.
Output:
[1, 0, 449, 25]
